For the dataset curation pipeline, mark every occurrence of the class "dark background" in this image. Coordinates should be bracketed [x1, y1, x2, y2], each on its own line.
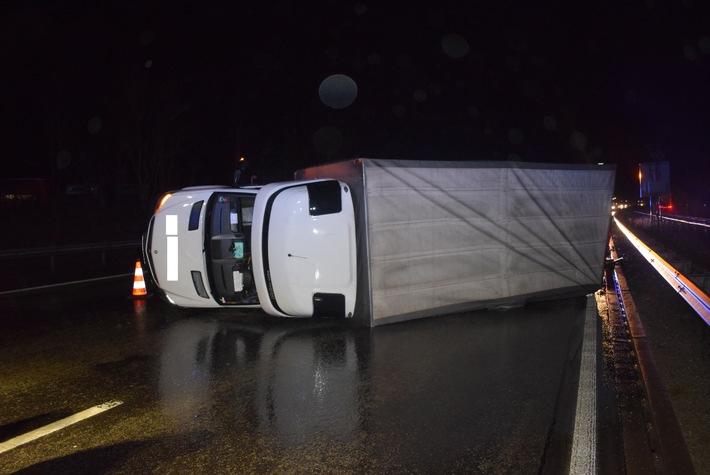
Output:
[2, 0, 710, 246]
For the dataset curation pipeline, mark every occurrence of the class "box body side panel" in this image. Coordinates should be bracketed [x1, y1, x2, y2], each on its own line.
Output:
[297, 159, 615, 326]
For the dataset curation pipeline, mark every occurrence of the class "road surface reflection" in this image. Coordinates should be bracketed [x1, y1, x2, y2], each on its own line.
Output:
[155, 299, 584, 472]
[159, 319, 368, 444]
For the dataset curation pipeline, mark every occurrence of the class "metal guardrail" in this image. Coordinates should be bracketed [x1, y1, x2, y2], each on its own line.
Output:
[659, 215, 710, 229]
[0, 273, 135, 296]
[615, 217, 710, 327]
[0, 240, 140, 259]
[607, 239, 698, 474]
[633, 210, 710, 229]
[0, 240, 141, 270]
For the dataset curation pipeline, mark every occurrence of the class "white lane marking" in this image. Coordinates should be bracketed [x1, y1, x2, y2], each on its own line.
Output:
[569, 296, 597, 474]
[0, 400, 123, 454]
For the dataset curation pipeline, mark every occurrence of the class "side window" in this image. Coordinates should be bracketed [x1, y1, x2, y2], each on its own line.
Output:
[307, 180, 342, 216]
[242, 202, 254, 225]
[209, 194, 254, 236]
[228, 197, 254, 233]
[188, 200, 204, 231]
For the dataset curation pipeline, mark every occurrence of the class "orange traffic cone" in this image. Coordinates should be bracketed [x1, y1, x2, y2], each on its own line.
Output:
[131, 259, 148, 298]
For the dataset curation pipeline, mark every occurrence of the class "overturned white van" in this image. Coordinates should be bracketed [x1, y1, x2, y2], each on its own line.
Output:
[144, 159, 615, 326]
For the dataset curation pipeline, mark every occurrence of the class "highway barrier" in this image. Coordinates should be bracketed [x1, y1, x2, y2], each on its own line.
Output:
[615, 218, 710, 327]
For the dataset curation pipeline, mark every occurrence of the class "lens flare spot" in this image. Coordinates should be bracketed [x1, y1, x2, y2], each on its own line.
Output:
[508, 128, 524, 144]
[87, 116, 102, 134]
[442, 34, 469, 58]
[319, 74, 358, 109]
[570, 131, 587, 151]
[543, 116, 557, 131]
[413, 89, 427, 102]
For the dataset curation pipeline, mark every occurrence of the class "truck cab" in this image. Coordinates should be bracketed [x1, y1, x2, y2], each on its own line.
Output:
[251, 180, 357, 319]
[144, 186, 260, 307]
[143, 180, 356, 318]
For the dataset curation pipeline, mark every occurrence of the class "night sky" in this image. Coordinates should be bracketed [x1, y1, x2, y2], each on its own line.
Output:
[2, 0, 709, 208]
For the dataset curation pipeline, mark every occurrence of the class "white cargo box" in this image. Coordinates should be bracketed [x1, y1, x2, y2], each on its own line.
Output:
[297, 159, 615, 326]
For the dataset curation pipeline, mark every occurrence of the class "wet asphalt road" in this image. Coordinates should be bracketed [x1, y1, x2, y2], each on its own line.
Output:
[0, 282, 615, 474]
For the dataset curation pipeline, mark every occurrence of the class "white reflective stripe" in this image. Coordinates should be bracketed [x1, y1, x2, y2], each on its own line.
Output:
[166, 215, 179, 281]
[167, 236, 179, 281]
[166, 214, 178, 236]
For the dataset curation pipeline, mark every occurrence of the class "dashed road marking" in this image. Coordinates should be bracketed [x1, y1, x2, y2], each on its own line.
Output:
[0, 400, 123, 454]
